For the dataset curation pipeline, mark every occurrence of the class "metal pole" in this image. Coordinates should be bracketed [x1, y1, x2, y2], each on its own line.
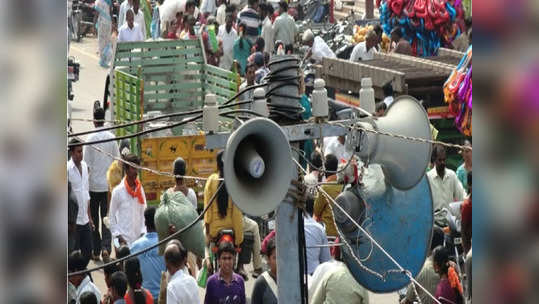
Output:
[268, 55, 303, 303]
[275, 146, 301, 303]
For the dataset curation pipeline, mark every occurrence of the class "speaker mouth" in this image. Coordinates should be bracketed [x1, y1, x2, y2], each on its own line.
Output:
[224, 118, 293, 216]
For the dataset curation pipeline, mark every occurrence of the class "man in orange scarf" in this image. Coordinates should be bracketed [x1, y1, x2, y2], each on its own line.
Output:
[109, 154, 147, 253]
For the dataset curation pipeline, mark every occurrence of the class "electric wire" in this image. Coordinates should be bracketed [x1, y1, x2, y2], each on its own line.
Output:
[68, 183, 223, 277]
[68, 114, 202, 147]
[68, 100, 252, 138]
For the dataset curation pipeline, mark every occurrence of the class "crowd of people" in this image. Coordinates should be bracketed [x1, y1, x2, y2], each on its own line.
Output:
[69, 1, 473, 303]
[68, 105, 472, 304]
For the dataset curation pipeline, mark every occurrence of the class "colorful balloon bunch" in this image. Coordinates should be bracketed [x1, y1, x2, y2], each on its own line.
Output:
[378, 0, 465, 57]
[444, 46, 472, 136]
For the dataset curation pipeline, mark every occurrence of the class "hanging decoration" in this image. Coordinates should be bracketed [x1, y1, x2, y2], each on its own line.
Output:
[378, 0, 465, 57]
[443, 45, 472, 136]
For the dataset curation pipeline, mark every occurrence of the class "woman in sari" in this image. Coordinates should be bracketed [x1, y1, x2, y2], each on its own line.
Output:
[94, 0, 113, 67]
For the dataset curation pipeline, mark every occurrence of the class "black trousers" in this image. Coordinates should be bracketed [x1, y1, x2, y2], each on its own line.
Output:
[90, 191, 111, 255]
[75, 223, 93, 268]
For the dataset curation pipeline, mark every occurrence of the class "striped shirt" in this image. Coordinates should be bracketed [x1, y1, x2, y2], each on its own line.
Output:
[238, 7, 260, 43]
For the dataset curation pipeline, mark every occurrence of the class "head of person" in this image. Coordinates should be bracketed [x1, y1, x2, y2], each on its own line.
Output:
[185, 0, 196, 15]
[238, 22, 247, 37]
[123, 154, 140, 182]
[265, 238, 277, 276]
[109, 271, 128, 302]
[461, 139, 472, 164]
[278, 1, 288, 14]
[432, 144, 447, 177]
[261, 3, 273, 19]
[432, 245, 450, 276]
[382, 81, 393, 98]
[216, 150, 230, 218]
[104, 263, 120, 288]
[164, 239, 188, 274]
[246, 62, 257, 84]
[337, 135, 346, 145]
[117, 245, 131, 270]
[79, 291, 98, 304]
[126, 9, 135, 29]
[248, 0, 258, 9]
[305, 197, 314, 217]
[302, 29, 314, 47]
[390, 26, 402, 43]
[68, 251, 87, 286]
[274, 40, 284, 53]
[375, 102, 387, 116]
[93, 106, 105, 128]
[144, 206, 157, 232]
[133, 0, 140, 13]
[254, 37, 265, 53]
[69, 138, 83, 164]
[207, 15, 217, 27]
[365, 30, 378, 51]
[173, 157, 186, 184]
[430, 226, 444, 255]
[225, 12, 234, 29]
[325, 154, 338, 178]
[217, 241, 236, 275]
[174, 11, 183, 25]
[252, 51, 264, 69]
[310, 150, 323, 172]
[125, 257, 147, 304]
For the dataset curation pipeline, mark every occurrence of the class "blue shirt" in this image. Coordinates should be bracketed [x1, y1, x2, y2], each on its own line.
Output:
[130, 232, 166, 300]
[304, 216, 331, 275]
[455, 163, 469, 191]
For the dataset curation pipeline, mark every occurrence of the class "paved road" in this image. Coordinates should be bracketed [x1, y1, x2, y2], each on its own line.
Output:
[68, 36, 398, 304]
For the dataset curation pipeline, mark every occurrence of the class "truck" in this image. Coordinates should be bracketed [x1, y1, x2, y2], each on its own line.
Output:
[109, 38, 239, 207]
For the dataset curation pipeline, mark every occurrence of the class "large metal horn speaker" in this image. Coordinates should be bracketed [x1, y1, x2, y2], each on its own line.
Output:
[223, 118, 293, 216]
[334, 164, 433, 292]
[356, 95, 432, 190]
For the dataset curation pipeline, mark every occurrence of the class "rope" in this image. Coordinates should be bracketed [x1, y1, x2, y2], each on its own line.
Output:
[87, 143, 223, 182]
[68, 183, 223, 277]
[292, 158, 442, 304]
[332, 122, 472, 151]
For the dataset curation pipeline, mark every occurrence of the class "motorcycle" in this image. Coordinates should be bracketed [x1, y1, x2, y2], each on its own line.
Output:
[72, 0, 97, 42]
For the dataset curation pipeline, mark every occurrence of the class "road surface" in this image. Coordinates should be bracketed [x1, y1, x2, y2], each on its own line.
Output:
[68, 36, 398, 304]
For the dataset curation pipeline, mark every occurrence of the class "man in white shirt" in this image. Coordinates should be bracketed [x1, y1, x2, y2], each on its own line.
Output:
[272, 1, 297, 50]
[165, 239, 201, 304]
[69, 250, 102, 304]
[118, 9, 145, 42]
[68, 138, 94, 266]
[133, 0, 147, 39]
[260, 3, 274, 54]
[427, 145, 466, 217]
[109, 154, 147, 250]
[218, 12, 238, 70]
[302, 29, 335, 64]
[83, 107, 119, 262]
[118, 0, 133, 31]
[324, 136, 352, 162]
[349, 30, 378, 62]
